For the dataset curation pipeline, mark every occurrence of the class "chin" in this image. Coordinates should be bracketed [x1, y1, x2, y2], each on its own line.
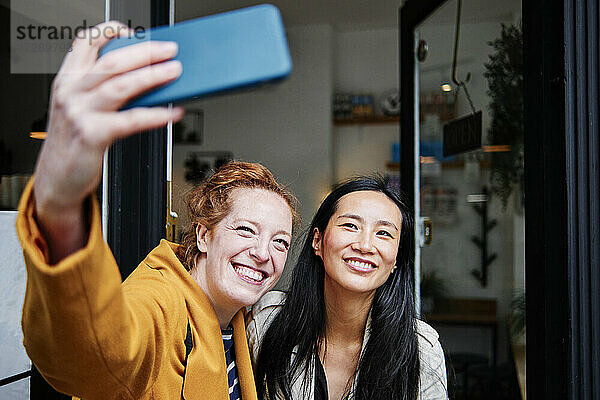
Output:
[334, 276, 382, 295]
[344, 285, 378, 295]
[227, 264, 275, 303]
[228, 284, 268, 307]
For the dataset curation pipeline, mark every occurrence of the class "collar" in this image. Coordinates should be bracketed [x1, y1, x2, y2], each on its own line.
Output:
[144, 240, 258, 400]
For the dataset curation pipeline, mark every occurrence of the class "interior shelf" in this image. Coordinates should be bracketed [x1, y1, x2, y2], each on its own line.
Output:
[386, 160, 490, 171]
[333, 115, 400, 126]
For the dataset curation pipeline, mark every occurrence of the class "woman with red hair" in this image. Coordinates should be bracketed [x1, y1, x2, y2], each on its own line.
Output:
[17, 22, 298, 400]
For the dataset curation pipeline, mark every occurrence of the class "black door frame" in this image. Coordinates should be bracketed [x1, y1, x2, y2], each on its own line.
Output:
[523, 0, 599, 398]
[106, 0, 170, 279]
[401, 0, 599, 398]
[399, 0, 444, 212]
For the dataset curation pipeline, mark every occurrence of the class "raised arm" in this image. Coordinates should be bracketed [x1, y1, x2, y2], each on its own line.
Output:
[33, 21, 183, 263]
[17, 22, 185, 398]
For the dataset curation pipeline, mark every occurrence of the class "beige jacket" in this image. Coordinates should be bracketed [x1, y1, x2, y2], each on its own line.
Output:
[246, 291, 448, 400]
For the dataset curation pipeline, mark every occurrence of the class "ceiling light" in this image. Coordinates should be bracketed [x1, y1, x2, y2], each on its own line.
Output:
[441, 84, 452, 92]
[30, 132, 47, 139]
[483, 145, 510, 152]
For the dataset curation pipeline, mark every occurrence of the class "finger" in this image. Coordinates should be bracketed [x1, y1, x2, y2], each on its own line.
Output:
[79, 40, 178, 91]
[90, 107, 185, 146]
[62, 21, 131, 72]
[86, 60, 182, 111]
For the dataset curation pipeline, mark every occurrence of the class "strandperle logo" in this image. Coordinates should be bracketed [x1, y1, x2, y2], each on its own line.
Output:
[14, 20, 146, 44]
[10, 0, 152, 74]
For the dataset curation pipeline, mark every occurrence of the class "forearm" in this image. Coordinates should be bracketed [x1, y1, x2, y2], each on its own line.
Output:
[19, 184, 123, 395]
[18, 186, 170, 398]
[34, 196, 88, 264]
[15, 20, 184, 398]
[22, 249, 124, 396]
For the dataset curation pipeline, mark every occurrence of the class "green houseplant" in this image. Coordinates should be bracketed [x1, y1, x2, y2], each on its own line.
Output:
[484, 23, 524, 208]
[420, 269, 447, 314]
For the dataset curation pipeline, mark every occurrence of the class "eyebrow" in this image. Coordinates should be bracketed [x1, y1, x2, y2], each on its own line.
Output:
[337, 213, 399, 231]
[276, 230, 293, 238]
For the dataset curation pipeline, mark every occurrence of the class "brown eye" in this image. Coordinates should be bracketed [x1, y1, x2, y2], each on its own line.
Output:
[341, 222, 358, 230]
[236, 226, 255, 235]
[377, 230, 393, 238]
[274, 238, 290, 250]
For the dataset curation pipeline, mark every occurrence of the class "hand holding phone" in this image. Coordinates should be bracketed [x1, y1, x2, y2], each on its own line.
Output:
[33, 21, 184, 263]
[99, 4, 292, 108]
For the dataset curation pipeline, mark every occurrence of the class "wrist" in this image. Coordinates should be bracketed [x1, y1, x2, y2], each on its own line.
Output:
[33, 176, 82, 217]
[33, 191, 89, 264]
[35, 200, 85, 233]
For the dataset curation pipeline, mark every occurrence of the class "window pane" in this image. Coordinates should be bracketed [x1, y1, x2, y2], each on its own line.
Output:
[416, 1, 525, 398]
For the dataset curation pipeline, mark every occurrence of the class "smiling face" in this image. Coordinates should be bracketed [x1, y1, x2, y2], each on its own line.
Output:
[312, 190, 403, 295]
[194, 187, 293, 313]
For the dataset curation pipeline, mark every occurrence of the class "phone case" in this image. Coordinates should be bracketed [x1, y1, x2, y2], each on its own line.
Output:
[99, 4, 292, 108]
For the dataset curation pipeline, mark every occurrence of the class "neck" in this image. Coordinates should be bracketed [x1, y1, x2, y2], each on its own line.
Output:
[190, 256, 238, 330]
[323, 276, 374, 344]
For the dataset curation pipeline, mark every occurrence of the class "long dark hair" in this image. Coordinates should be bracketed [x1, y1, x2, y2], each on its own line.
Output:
[255, 176, 419, 400]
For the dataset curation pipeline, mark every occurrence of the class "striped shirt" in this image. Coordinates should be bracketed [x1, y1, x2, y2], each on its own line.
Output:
[222, 327, 242, 400]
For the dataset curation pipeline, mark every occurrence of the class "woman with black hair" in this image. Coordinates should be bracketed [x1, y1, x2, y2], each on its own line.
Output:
[247, 177, 447, 400]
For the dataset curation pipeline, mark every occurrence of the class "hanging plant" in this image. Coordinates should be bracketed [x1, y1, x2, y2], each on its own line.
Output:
[484, 23, 524, 208]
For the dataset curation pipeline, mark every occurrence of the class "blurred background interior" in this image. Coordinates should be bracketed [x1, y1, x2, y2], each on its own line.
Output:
[1, 0, 525, 398]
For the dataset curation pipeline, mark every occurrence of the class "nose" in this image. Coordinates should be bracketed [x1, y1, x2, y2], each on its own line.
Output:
[249, 237, 270, 263]
[352, 231, 375, 253]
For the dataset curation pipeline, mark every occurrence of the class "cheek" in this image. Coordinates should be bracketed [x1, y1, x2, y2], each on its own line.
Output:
[320, 231, 345, 256]
[219, 233, 250, 253]
[272, 252, 288, 275]
[382, 243, 400, 267]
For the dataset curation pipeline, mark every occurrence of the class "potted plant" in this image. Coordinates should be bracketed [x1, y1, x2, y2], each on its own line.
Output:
[484, 23, 524, 209]
[420, 269, 448, 314]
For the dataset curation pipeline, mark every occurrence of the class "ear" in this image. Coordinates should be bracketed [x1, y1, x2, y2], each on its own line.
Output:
[312, 228, 322, 257]
[196, 224, 209, 253]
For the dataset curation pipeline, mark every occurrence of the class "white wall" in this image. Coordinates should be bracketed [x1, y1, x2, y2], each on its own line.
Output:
[334, 28, 398, 98]
[0, 212, 30, 399]
[332, 125, 398, 181]
[332, 28, 400, 181]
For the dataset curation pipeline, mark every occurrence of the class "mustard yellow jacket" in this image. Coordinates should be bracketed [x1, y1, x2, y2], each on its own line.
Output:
[16, 180, 258, 400]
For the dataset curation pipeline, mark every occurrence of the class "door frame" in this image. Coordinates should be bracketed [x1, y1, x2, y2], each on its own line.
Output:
[400, 0, 600, 398]
[106, 0, 171, 279]
[523, 0, 599, 398]
[399, 0, 445, 213]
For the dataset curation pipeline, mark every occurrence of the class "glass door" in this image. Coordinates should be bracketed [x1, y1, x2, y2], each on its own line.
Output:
[408, 0, 525, 398]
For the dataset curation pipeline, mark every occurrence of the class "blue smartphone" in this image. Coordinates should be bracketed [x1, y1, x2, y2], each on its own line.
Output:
[99, 4, 292, 108]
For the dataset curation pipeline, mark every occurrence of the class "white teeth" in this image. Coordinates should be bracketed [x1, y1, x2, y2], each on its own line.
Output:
[234, 265, 264, 282]
[347, 260, 375, 269]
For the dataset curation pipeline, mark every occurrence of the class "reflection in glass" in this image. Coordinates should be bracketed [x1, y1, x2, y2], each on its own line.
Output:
[415, 0, 524, 398]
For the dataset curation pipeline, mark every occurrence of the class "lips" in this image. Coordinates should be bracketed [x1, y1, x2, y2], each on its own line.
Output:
[232, 262, 268, 285]
[344, 257, 378, 272]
